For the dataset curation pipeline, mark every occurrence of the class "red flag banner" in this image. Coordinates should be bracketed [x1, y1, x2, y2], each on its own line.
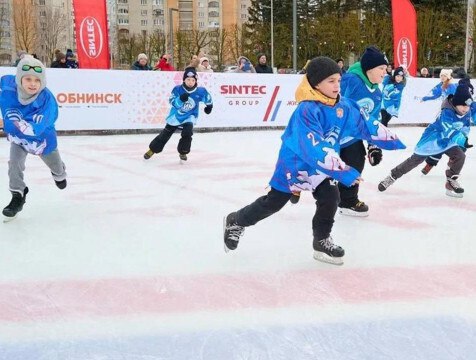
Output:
[72, 0, 110, 69]
[391, 0, 417, 76]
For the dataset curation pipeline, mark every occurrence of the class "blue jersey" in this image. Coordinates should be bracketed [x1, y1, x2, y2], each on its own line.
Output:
[414, 98, 471, 156]
[422, 82, 457, 102]
[166, 85, 212, 126]
[269, 80, 405, 193]
[340, 66, 383, 148]
[382, 82, 405, 117]
[0, 75, 58, 155]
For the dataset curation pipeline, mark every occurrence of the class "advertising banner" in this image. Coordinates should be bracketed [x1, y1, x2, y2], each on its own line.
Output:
[72, 0, 110, 69]
[0, 68, 458, 131]
[391, 0, 418, 76]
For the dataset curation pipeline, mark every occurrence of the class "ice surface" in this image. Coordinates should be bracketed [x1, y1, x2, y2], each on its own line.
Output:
[0, 128, 475, 359]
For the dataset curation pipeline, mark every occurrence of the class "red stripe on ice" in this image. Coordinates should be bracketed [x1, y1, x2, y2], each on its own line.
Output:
[0, 264, 475, 322]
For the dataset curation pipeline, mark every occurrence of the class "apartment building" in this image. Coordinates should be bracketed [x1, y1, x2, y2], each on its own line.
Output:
[0, 0, 14, 65]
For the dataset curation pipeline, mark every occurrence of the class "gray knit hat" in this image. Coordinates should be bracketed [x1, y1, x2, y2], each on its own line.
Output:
[306, 56, 342, 87]
[15, 55, 46, 105]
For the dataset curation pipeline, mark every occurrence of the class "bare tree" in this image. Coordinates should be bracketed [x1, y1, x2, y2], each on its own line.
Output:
[13, 0, 37, 53]
[208, 28, 229, 70]
[37, 6, 68, 64]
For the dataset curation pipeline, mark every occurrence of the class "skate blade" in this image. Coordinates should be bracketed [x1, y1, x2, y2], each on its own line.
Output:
[3, 215, 17, 223]
[445, 190, 463, 198]
[338, 208, 369, 217]
[313, 251, 344, 266]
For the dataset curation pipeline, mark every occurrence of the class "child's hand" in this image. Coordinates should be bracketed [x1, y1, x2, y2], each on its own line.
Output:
[179, 93, 189, 102]
[204, 105, 213, 114]
[0, 117, 3, 130]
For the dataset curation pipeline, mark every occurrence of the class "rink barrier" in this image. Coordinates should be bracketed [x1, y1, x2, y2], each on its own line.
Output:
[0, 67, 472, 133]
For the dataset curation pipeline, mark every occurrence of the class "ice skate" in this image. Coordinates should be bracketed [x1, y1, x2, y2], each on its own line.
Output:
[338, 201, 369, 217]
[223, 212, 245, 252]
[179, 153, 187, 164]
[2, 187, 29, 222]
[313, 236, 344, 266]
[143, 149, 154, 160]
[378, 174, 396, 192]
[54, 179, 67, 189]
[421, 163, 433, 175]
[445, 175, 464, 198]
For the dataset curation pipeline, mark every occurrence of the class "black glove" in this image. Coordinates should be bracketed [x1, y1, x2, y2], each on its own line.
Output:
[367, 145, 383, 166]
[464, 137, 473, 149]
[179, 92, 189, 102]
[204, 104, 213, 114]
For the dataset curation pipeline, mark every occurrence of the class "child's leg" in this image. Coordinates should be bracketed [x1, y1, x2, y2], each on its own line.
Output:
[338, 140, 366, 210]
[177, 123, 193, 155]
[380, 109, 392, 127]
[234, 188, 292, 227]
[224, 188, 291, 251]
[445, 147, 465, 177]
[391, 153, 426, 179]
[311, 179, 339, 242]
[8, 143, 28, 194]
[149, 125, 177, 153]
[40, 149, 66, 182]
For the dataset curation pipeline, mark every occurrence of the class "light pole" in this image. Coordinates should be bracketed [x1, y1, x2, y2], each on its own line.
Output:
[168, 8, 179, 58]
[292, 0, 297, 72]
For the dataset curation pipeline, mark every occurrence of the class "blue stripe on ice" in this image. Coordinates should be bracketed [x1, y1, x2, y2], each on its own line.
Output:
[1, 317, 475, 360]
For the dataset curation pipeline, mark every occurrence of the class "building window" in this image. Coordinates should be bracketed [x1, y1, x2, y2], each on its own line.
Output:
[38, 0, 45, 5]
[141, 0, 147, 5]
[209, 11, 219, 18]
[118, 8, 128, 14]
[141, 9, 147, 16]
[141, 19, 147, 26]
[198, 12, 204, 17]
[40, 10, 46, 16]
[198, 21, 204, 28]
[198, 2, 204, 7]
[241, 14, 247, 20]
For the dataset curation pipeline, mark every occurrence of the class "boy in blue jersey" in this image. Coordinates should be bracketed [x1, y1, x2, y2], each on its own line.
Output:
[381, 66, 406, 127]
[0, 55, 66, 220]
[223, 57, 405, 265]
[338, 46, 389, 217]
[378, 82, 472, 198]
[143, 67, 213, 162]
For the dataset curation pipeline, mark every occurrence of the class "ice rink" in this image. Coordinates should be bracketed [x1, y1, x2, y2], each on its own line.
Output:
[1, 127, 475, 359]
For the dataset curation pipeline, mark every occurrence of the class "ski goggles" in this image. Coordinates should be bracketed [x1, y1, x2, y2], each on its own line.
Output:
[21, 65, 43, 73]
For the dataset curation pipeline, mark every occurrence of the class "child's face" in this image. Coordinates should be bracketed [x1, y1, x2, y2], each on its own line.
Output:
[455, 104, 470, 115]
[184, 77, 196, 88]
[21, 75, 41, 95]
[315, 74, 341, 99]
[440, 74, 449, 82]
[366, 65, 387, 84]
[395, 74, 404, 83]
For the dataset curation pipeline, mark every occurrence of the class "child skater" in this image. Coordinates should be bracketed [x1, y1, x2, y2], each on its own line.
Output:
[419, 68, 458, 175]
[378, 82, 472, 198]
[223, 57, 405, 265]
[0, 55, 67, 220]
[338, 46, 389, 217]
[143, 67, 213, 162]
[380, 66, 406, 126]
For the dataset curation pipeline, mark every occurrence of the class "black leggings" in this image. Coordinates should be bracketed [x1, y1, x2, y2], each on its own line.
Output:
[149, 123, 194, 155]
[338, 140, 366, 207]
[235, 179, 340, 248]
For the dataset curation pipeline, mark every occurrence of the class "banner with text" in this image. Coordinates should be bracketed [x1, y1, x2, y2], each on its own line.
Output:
[72, 0, 110, 69]
[0, 68, 462, 131]
[391, 0, 418, 76]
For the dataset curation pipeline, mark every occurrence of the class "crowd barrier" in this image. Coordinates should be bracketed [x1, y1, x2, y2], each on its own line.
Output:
[0, 67, 470, 133]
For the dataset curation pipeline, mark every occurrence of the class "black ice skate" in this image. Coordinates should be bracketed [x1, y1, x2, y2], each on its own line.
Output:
[3, 187, 29, 221]
[313, 236, 345, 265]
[338, 201, 369, 217]
[378, 174, 396, 192]
[223, 212, 245, 252]
[179, 153, 188, 164]
[54, 179, 67, 189]
[143, 149, 154, 160]
[445, 175, 464, 198]
[421, 163, 434, 175]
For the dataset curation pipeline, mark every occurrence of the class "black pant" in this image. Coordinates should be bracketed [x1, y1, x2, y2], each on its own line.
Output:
[149, 123, 193, 155]
[338, 140, 366, 208]
[235, 179, 340, 249]
[380, 109, 392, 127]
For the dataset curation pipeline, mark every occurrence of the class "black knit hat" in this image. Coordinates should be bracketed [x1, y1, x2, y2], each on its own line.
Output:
[360, 46, 388, 73]
[183, 67, 198, 81]
[306, 56, 342, 88]
[452, 83, 473, 106]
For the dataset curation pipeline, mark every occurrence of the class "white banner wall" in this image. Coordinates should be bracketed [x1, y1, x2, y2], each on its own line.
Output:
[0, 67, 467, 131]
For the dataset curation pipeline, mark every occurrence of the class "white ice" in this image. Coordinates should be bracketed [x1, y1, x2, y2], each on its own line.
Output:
[0, 127, 475, 360]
